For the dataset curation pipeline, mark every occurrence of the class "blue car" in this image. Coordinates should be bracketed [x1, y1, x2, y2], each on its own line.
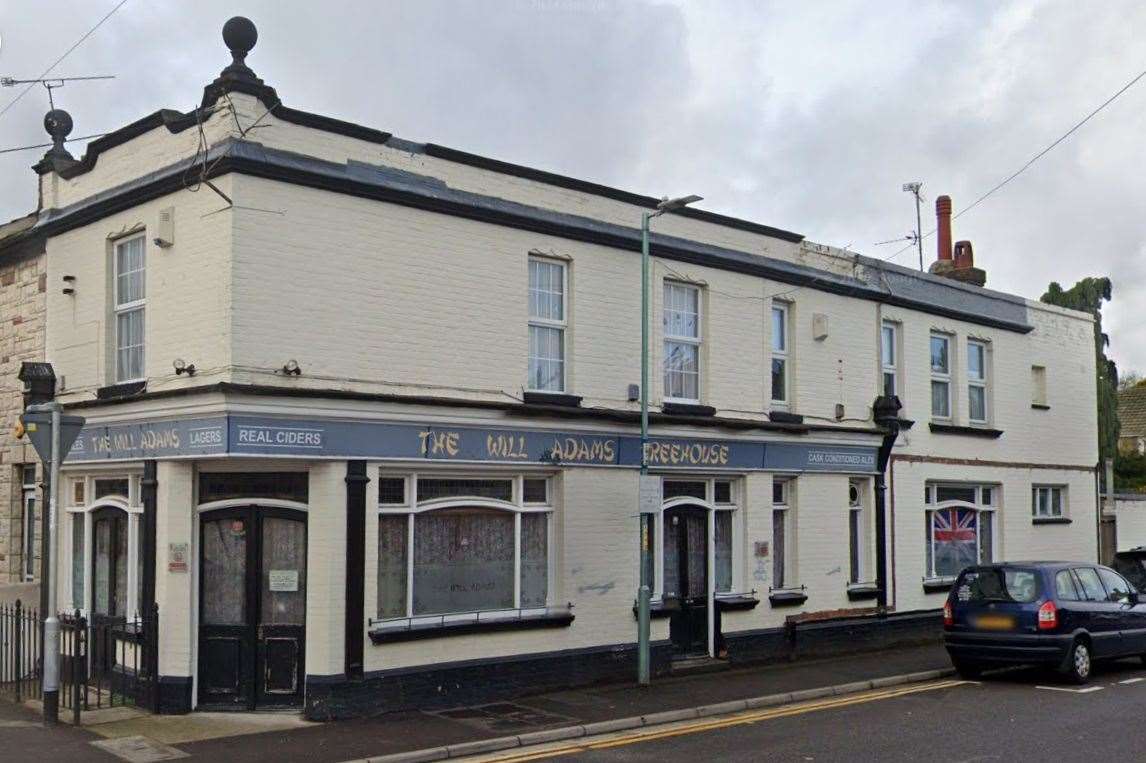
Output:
[943, 561, 1146, 683]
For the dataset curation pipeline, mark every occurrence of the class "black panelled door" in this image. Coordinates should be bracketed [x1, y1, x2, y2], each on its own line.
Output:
[91, 507, 129, 673]
[665, 506, 709, 656]
[198, 507, 307, 708]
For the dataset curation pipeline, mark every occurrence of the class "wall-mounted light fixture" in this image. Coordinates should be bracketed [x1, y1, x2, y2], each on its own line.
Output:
[281, 359, 301, 376]
[173, 358, 196, 376]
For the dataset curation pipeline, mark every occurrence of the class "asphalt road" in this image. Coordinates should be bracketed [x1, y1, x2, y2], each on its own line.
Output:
[472, 658, 1146, 763]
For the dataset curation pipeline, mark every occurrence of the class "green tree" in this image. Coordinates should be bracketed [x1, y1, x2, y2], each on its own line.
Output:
[1041, 277, 1118, 466]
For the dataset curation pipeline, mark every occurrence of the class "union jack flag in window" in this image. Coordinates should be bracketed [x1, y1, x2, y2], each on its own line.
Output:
[932, 508, 978, 578]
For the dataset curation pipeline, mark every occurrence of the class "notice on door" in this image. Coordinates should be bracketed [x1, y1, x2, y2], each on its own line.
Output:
[268, 569, 299, 592]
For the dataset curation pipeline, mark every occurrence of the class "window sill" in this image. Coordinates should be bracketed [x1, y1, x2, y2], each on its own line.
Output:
[715, 593, 760, 611]
[928, 423, 1003, 439]
[1032, 516, 1072, 525]
[522, 390, 582, 408]
[661, 401, 717, 417]
[769, 590, 808, 607]
[922, 578, 955, 594]
[1031, 403, 1051, 411]
[846, 583, 880, 601]
[768, 410, 804, 425]
[369, 608, 574, 644]
[96, 380, 147, 400]
[632, 598, 678, 620]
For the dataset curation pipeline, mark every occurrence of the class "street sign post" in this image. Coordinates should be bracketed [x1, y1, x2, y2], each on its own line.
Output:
[20, 404, 84, 725]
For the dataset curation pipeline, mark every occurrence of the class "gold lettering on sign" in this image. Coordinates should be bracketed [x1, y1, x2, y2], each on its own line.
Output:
[487, 434, 529, 460]
[418, 430, 460, 457]
[549, 437, 616, 464]
[643, 441, 729, 466]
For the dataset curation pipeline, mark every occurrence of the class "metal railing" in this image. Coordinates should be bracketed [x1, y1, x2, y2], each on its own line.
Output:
[0, 600, 41, 703]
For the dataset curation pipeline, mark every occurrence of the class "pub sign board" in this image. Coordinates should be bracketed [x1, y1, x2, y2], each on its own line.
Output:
[65, 414, 878, 474]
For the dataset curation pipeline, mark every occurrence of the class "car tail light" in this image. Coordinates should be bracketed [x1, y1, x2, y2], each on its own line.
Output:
[1038, 599, 1058, 631]
[943, 600, 953, 627]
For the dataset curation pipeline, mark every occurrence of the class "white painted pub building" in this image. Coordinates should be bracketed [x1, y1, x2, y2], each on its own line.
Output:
[23, 19, 1098, 718]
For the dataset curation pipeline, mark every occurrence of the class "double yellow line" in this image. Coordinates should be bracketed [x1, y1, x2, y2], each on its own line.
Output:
[478, 679, 970, 762]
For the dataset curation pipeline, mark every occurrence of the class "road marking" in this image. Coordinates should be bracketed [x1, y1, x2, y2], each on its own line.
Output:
[1118, 677, 1144, 685]
[1034, 685, 1103, 693]
[473, 679, 971, 762]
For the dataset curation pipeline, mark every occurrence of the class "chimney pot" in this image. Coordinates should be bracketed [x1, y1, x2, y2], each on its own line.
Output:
[935, 195, 953, 262]
[953, 240, 974, 269]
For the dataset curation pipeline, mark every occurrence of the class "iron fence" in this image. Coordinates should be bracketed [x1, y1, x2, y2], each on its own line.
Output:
[0, 599, 41, 703]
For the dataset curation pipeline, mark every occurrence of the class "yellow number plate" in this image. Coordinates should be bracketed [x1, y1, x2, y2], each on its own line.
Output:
[973, 614, 1015, 631]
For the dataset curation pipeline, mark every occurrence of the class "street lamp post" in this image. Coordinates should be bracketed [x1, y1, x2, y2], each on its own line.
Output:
[638, 194, 702, 686]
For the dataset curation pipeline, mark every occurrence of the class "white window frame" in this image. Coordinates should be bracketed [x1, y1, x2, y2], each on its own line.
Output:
[373, 472, 557, 627]
[21, 465, 37, 581]
[771, 302, 790, 407]
[1031, 364, 1048, 407]
[113, 234, 146, 383]
[653, 476, 744, 600]
[771, 476, 796, 591]
[663, 281, 702, 403]
[923, 482, 997, 582]
[930, 332, 952, 420]
[1032, 485, 1066, 519]
[967, 340, 989, 424]
[62, 472, 145, 619]
[847, 479, 871, 587]
[527, 257, 567, 393]
[880, 321, 898, 399]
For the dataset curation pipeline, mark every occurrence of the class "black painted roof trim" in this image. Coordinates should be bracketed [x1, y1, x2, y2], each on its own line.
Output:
[35, 139, 1035, 335]
[424, 143, 804, 243]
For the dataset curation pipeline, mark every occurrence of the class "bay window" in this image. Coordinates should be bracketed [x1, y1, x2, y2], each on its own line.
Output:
[528, 257, 566, 392]
[664, 282, 701, 402]
[376, 474, 554, 623]
[924, 483, 995, 580]
[114, 235, 146, 383]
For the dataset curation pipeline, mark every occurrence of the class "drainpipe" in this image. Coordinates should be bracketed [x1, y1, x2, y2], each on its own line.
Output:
[872, 395, 903, 613]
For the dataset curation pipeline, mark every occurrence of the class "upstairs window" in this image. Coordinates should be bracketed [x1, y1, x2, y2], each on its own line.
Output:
[114, 236, 146, 382]
[771, 302, 790, 405]
[1031, 365, 1048, 407]
[880, 321, 898, 398]
[528, 258, 566, 392]
[967, 340, 989, 423]
[663, 282, 701, 402]
[929, 333, 951, 419]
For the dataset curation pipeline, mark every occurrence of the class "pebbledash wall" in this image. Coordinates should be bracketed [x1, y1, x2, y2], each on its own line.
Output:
[0, 217, 45, 585]
[28, 19, 1098, 719]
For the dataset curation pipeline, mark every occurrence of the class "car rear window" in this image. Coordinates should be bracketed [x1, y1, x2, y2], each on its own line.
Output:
[955, 567, 1041, 604]
[1114, 557, 1146, 592]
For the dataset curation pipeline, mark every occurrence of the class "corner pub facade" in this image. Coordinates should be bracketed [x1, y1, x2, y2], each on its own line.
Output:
[20, 18, 1098, 719]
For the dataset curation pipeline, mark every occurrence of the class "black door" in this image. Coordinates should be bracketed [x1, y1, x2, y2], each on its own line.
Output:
[91, 507, 129, 675]
[198, 507, 307, 709]
[664, 506, 708, 656]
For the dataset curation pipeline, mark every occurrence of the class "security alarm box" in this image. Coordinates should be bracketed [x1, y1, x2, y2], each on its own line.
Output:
[154, 207, 174, 248]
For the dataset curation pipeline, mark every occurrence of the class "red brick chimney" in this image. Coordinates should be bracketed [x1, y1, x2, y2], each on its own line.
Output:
[935, 195, 953, 262]
[928, 195, 986, 287]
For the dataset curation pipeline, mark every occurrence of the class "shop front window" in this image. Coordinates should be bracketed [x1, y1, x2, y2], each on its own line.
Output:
[376, 474, 553, 621]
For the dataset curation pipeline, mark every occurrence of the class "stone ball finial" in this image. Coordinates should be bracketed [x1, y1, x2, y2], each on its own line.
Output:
[44, 109, 73, 143]
[222, 16, 258, 58]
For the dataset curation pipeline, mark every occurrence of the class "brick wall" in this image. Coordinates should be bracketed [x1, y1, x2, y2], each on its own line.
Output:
[0, 247, 45, 584]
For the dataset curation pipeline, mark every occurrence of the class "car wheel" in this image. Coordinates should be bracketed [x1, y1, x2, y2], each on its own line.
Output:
[951, 658, 983, 680]
[1060, 639, 1092, 684]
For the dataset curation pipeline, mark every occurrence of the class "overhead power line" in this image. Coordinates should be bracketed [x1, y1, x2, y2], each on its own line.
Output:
[881, 63, 1146, 263]
[0, 0, 130, 121]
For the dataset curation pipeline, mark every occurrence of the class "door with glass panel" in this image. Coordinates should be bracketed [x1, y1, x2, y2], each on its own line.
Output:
[664, 506, 709, 656]
[198, 507, 307, 708]
[91, 507, 129, 674]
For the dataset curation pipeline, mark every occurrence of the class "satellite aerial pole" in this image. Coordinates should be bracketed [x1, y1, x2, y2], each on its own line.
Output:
[0, 75, 115, 109]
[902, 182, 924, 271]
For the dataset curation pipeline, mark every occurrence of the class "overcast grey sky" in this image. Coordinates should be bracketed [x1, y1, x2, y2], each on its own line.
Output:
[2, 1, 1144, 372]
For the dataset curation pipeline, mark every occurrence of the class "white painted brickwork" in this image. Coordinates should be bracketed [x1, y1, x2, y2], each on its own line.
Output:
[1112, 496, 1146, 551]
[37, 90, 1101, 680]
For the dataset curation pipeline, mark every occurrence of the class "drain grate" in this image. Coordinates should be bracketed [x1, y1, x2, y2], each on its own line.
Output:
[432, 701, 577, 733]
